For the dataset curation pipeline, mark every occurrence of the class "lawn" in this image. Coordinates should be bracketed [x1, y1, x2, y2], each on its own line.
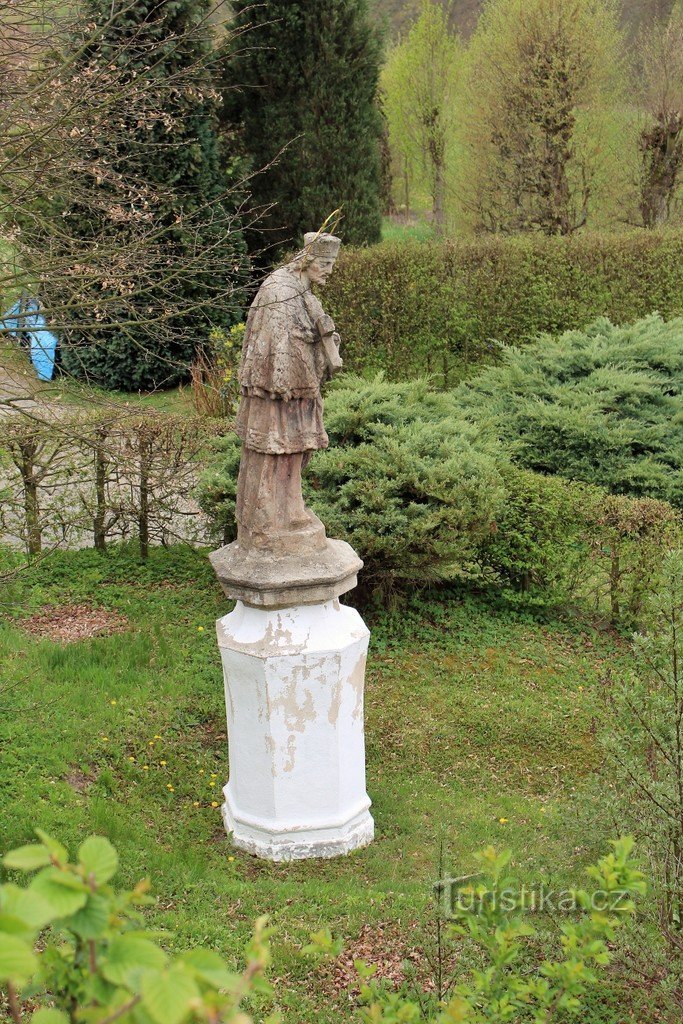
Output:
[381, 215, 434, 243]
[0, 545, 659, 1021]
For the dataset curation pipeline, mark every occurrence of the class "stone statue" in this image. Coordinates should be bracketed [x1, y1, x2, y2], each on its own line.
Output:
[210, 232, 362, 608]
[210, 231, 374, 861]
[234, 231, 343, 555]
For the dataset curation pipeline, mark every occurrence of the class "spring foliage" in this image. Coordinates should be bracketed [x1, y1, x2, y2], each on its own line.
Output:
[0, 831, 644, 1024]
[0, 831, 275, 1024]
[358, 839, 645, 1022]
[380, 1, 462, 231]
[457, 0, 626, 234]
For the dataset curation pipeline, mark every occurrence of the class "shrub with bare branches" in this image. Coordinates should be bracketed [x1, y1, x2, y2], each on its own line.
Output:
[1, 0, 249, 393]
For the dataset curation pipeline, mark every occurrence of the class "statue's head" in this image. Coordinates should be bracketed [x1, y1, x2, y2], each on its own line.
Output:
[293, 231, 341, 286]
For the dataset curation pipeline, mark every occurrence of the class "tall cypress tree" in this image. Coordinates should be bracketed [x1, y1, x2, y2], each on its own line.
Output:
[227, 0, 383, 257]
[52, 0, 247, 391]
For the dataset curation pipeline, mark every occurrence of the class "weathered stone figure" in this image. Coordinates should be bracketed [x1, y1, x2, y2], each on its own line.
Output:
[234, 231, 343, 555]
[210, 231, 373, 860]
[211, 231, 361, 608]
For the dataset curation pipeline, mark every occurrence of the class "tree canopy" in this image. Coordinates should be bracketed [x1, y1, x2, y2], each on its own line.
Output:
[227, 0, 383, 258]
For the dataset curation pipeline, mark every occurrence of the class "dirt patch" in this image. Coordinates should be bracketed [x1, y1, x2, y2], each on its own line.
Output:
[63, 767, 97, 793]
[316, 921, 435, 999]
[21, 603, 129, 643]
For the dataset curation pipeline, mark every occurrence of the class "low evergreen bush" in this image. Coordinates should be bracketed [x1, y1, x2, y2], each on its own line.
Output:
[325, 232, 683, 384]
[198, 375, 507, 602]
[456, 314, 683, 508]
[198, 374, 681, 614]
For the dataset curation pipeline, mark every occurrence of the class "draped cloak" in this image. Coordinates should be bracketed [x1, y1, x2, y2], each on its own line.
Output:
[235, 266, 332, 456]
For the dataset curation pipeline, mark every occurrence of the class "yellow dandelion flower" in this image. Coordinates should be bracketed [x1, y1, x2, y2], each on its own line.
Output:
[167, 784, 174, 791]
[143, 765, 149, 771]
[228, 856, 235, 862]
[199, 769, 205, 775]
[160, 760, 167, 766]
[197, 626, 204, 632]
[209, 780, 216, 787]
[128, 756, 135, 762]
[154, 734, 162, 740]
[110, 699, 117, 706]
[193, 801, 200, 807]
[210, 773, 218, 778]
[211, 801, 219, 808]
[498, 817, 508, 824]
[102, 736, 109, 742]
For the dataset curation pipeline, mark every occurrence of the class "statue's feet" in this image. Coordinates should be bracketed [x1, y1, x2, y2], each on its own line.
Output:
[236, 507, 327, 557]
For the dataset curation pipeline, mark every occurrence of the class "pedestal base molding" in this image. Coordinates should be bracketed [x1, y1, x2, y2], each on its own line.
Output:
[222, 795, 374, 862]
[210, 537, 362, 608]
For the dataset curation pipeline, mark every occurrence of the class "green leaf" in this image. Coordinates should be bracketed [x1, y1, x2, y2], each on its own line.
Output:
[102, 933, 168, 987]
[0, 932, 37, 982]
[31, 1011, 71, 1024]
[130, 1003, 158, 1024]
[69, 893, 110, 940]
[1, 884, 55, 931]
[34, 831, 68, 867]
[3, 844, 52, 872]
[30, 869, 88, 918]
[0, 913, 31, 938]
[141, 965, 201, 1024]
[78, 837, 119, 885]
[181, 949, 240, 990]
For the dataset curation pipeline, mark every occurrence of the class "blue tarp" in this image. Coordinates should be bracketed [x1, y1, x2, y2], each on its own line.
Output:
[2, 297, 58, 381]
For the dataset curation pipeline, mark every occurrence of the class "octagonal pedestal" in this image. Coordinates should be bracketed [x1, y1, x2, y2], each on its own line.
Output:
[216, 599, 374, 861]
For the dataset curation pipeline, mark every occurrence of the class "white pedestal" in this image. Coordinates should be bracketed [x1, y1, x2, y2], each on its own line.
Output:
[216, 599, 374, 861]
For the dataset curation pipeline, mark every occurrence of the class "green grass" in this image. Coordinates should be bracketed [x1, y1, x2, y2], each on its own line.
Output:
[0, 545, 663, 1021]
[52, 377, 194, 415]
[381, 216, 434, 243]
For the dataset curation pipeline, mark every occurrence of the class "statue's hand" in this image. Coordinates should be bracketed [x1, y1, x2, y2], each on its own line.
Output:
[321, 332, 343, 374]
[329, 332, 343, 368]
[317, 313, 336, 337]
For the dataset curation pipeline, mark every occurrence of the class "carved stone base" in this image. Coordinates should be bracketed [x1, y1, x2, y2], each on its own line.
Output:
[222, 797, 374, 862]
[216, 599, 374, 861]
[210, 537, 363, 608]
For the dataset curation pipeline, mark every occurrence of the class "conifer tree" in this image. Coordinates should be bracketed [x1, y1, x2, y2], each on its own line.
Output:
[51, 0, 246, 391]
[227, 0, 383, 257]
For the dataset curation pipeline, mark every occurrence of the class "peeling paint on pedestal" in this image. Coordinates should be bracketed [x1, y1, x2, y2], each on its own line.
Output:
[216, 599, 374, 861]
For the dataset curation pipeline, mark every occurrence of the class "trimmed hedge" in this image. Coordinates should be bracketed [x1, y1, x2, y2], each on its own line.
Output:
[325, 231, 683, 385]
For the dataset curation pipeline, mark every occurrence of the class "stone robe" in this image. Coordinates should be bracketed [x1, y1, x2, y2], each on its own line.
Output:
[234, 264, 335, 553]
